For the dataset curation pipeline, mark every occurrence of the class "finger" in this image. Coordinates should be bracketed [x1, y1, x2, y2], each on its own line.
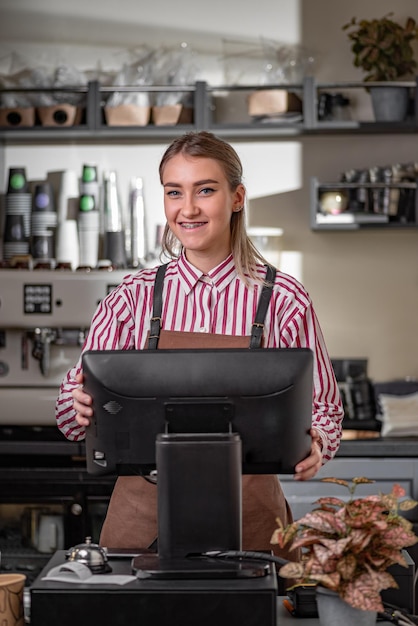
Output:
[294, 451, 321, 479]
[73, 398, 93, 417]
[72, 386, 92, 406]
[75, 413, 90, 427]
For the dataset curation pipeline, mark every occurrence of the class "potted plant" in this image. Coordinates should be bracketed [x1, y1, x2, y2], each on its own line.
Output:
[342, 14, 418, 121]
[271, 477, 418, 624]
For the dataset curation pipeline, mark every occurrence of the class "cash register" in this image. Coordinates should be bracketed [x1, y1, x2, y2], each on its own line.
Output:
[30, 347, 314, 626]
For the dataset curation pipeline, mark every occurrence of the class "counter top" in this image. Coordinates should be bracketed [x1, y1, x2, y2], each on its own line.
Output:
[2, 430, 418, 459]
[337, 437, 418, 457]
[2, 422, 418, 468]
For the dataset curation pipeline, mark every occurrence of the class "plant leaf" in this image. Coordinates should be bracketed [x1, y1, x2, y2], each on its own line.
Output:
[399, 498, 418, 511]
[352, 477, 376, 486]
[297, 510, 347, 535]
[278, 561, 304, 579]
[321, 477, 350, 488]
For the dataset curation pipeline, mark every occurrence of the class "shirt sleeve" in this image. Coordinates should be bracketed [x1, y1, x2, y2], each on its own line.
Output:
[55, 282, 136, 441]
[279, 296, 344, 464]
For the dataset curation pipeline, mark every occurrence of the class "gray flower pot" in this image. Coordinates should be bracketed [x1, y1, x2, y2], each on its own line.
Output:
[370, 86, 409, 122]
[316, 586, 377, 626]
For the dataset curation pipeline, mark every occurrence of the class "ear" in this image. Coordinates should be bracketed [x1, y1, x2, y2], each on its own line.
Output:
[233, 183, 246, 211]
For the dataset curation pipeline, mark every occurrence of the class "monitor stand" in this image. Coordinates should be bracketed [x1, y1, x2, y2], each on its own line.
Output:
[132, 432, 268, 580]
[131, 552, 270, 580]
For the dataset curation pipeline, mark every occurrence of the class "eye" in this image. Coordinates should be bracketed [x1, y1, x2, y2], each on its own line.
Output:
[166, 189, 180, 197]
[199, 187, 215, 195]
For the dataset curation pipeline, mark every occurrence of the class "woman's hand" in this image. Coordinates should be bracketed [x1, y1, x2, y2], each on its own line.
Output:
[293, 428, 323, 481]
[72, 372, 93, 428]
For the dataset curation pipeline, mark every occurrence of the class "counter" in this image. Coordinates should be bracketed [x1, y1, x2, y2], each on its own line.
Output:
[28, 550, 396, 626]
[29, 550, 278, 626]
[2, 429, 418, 594]
[338, 437, 418, 457]
[2, 427, 418, 458]
[279, 438, 418, 521]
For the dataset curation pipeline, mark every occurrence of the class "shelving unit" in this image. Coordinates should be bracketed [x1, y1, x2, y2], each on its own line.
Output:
[310, 177, 418, 231]
[1, 77, 418, 142]
[2, 78, 418, 231]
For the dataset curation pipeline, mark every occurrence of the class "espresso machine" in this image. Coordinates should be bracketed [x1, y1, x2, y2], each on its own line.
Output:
[0, 267, 134, 588]
[0, 267, 132, 427]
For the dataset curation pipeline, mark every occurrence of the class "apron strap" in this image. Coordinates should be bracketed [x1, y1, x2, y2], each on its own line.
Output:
[148, 262, 276, 350]
[249, 264, 277, 349]
[148, 263, 169, 350]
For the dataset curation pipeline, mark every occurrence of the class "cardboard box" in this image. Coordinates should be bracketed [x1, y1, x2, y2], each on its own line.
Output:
[247, 90, 302, 117]
[152, 105, 193, 126]
[104, 104, 151, 126]
[37, 104, 83, 127]
[0, 107, 35, 127]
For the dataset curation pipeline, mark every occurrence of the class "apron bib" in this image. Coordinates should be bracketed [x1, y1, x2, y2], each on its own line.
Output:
[100, 265, 299, 563]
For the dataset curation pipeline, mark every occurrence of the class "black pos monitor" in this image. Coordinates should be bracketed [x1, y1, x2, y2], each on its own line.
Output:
[82, 347, 313, 579]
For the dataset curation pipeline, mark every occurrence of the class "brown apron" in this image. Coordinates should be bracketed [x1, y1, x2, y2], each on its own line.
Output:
[100, 265, 298, 563]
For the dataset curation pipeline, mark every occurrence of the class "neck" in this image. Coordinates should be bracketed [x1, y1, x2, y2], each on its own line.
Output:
[184, 249, 232, 274]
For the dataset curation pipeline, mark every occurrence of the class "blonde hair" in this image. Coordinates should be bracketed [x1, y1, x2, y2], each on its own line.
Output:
[159, 131, 269, 284]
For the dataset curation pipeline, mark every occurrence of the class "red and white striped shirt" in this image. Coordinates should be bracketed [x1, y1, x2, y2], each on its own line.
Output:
[56, 253, 343, 461]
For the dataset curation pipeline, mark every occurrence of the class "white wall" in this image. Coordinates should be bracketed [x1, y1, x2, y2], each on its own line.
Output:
[1, 0, 418, 381]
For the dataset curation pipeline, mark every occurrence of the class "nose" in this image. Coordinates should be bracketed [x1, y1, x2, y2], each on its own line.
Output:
[181, 193, 200, 217]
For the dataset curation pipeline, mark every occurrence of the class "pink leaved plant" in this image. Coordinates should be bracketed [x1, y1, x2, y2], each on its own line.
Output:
[271, 477, 418, 612]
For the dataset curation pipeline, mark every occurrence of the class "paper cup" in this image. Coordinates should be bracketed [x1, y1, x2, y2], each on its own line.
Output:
[104, 230, 127, 268]
[4, 214, 27, 243]
[0, 573, 26, 626]
[56, 220, 79, 270]
[33, 183, 55, 212]
[7, 168, 29, 194]
[31, 231, 54, 260]
[78, 228, 99, 268]
[57, 170, 80, 223]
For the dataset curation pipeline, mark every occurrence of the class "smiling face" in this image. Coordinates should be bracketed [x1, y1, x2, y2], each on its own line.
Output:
[162, 153, 245, 273]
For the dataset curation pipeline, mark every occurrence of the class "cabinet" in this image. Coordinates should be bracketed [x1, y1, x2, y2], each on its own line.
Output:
[279, 439, 418, 520]
[0, 425, 115, 586]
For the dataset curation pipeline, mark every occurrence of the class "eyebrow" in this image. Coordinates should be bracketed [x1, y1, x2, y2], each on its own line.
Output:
[163, 178, 219, 188]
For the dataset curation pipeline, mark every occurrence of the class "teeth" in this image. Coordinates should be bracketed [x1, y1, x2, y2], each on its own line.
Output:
[181, 223, 204, 229]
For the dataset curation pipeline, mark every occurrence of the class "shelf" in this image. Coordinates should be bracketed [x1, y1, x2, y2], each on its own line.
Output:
[3, 79, 418, 235]
[1, 78, 418, 144]
[306, 121, 418, 135]
[310, 177, 418, 230]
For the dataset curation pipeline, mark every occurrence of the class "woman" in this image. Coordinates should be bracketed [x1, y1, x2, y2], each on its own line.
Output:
[56, 131, 343, 558]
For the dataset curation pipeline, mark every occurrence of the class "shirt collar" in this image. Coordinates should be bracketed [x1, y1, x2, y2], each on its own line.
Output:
[176, 253, 237, 294]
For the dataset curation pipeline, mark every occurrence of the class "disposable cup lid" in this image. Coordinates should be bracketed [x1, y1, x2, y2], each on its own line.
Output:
[9, 171, 27, 189]
[79, 195, 96, 211]
[82, 165, 98, 183]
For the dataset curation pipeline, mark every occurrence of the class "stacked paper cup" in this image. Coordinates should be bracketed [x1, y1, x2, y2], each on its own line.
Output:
[55, 169, 80, 270]
[57, 169, 80, 223]
[80, 164, 100, 206]
[3, 168, 31, 261]
[79, 164, 102, 266]
[78, 194, 100, 268]
[55, 219, 79, 270]
[103, 170, 127, 268]
[30, 182, 57, 266]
